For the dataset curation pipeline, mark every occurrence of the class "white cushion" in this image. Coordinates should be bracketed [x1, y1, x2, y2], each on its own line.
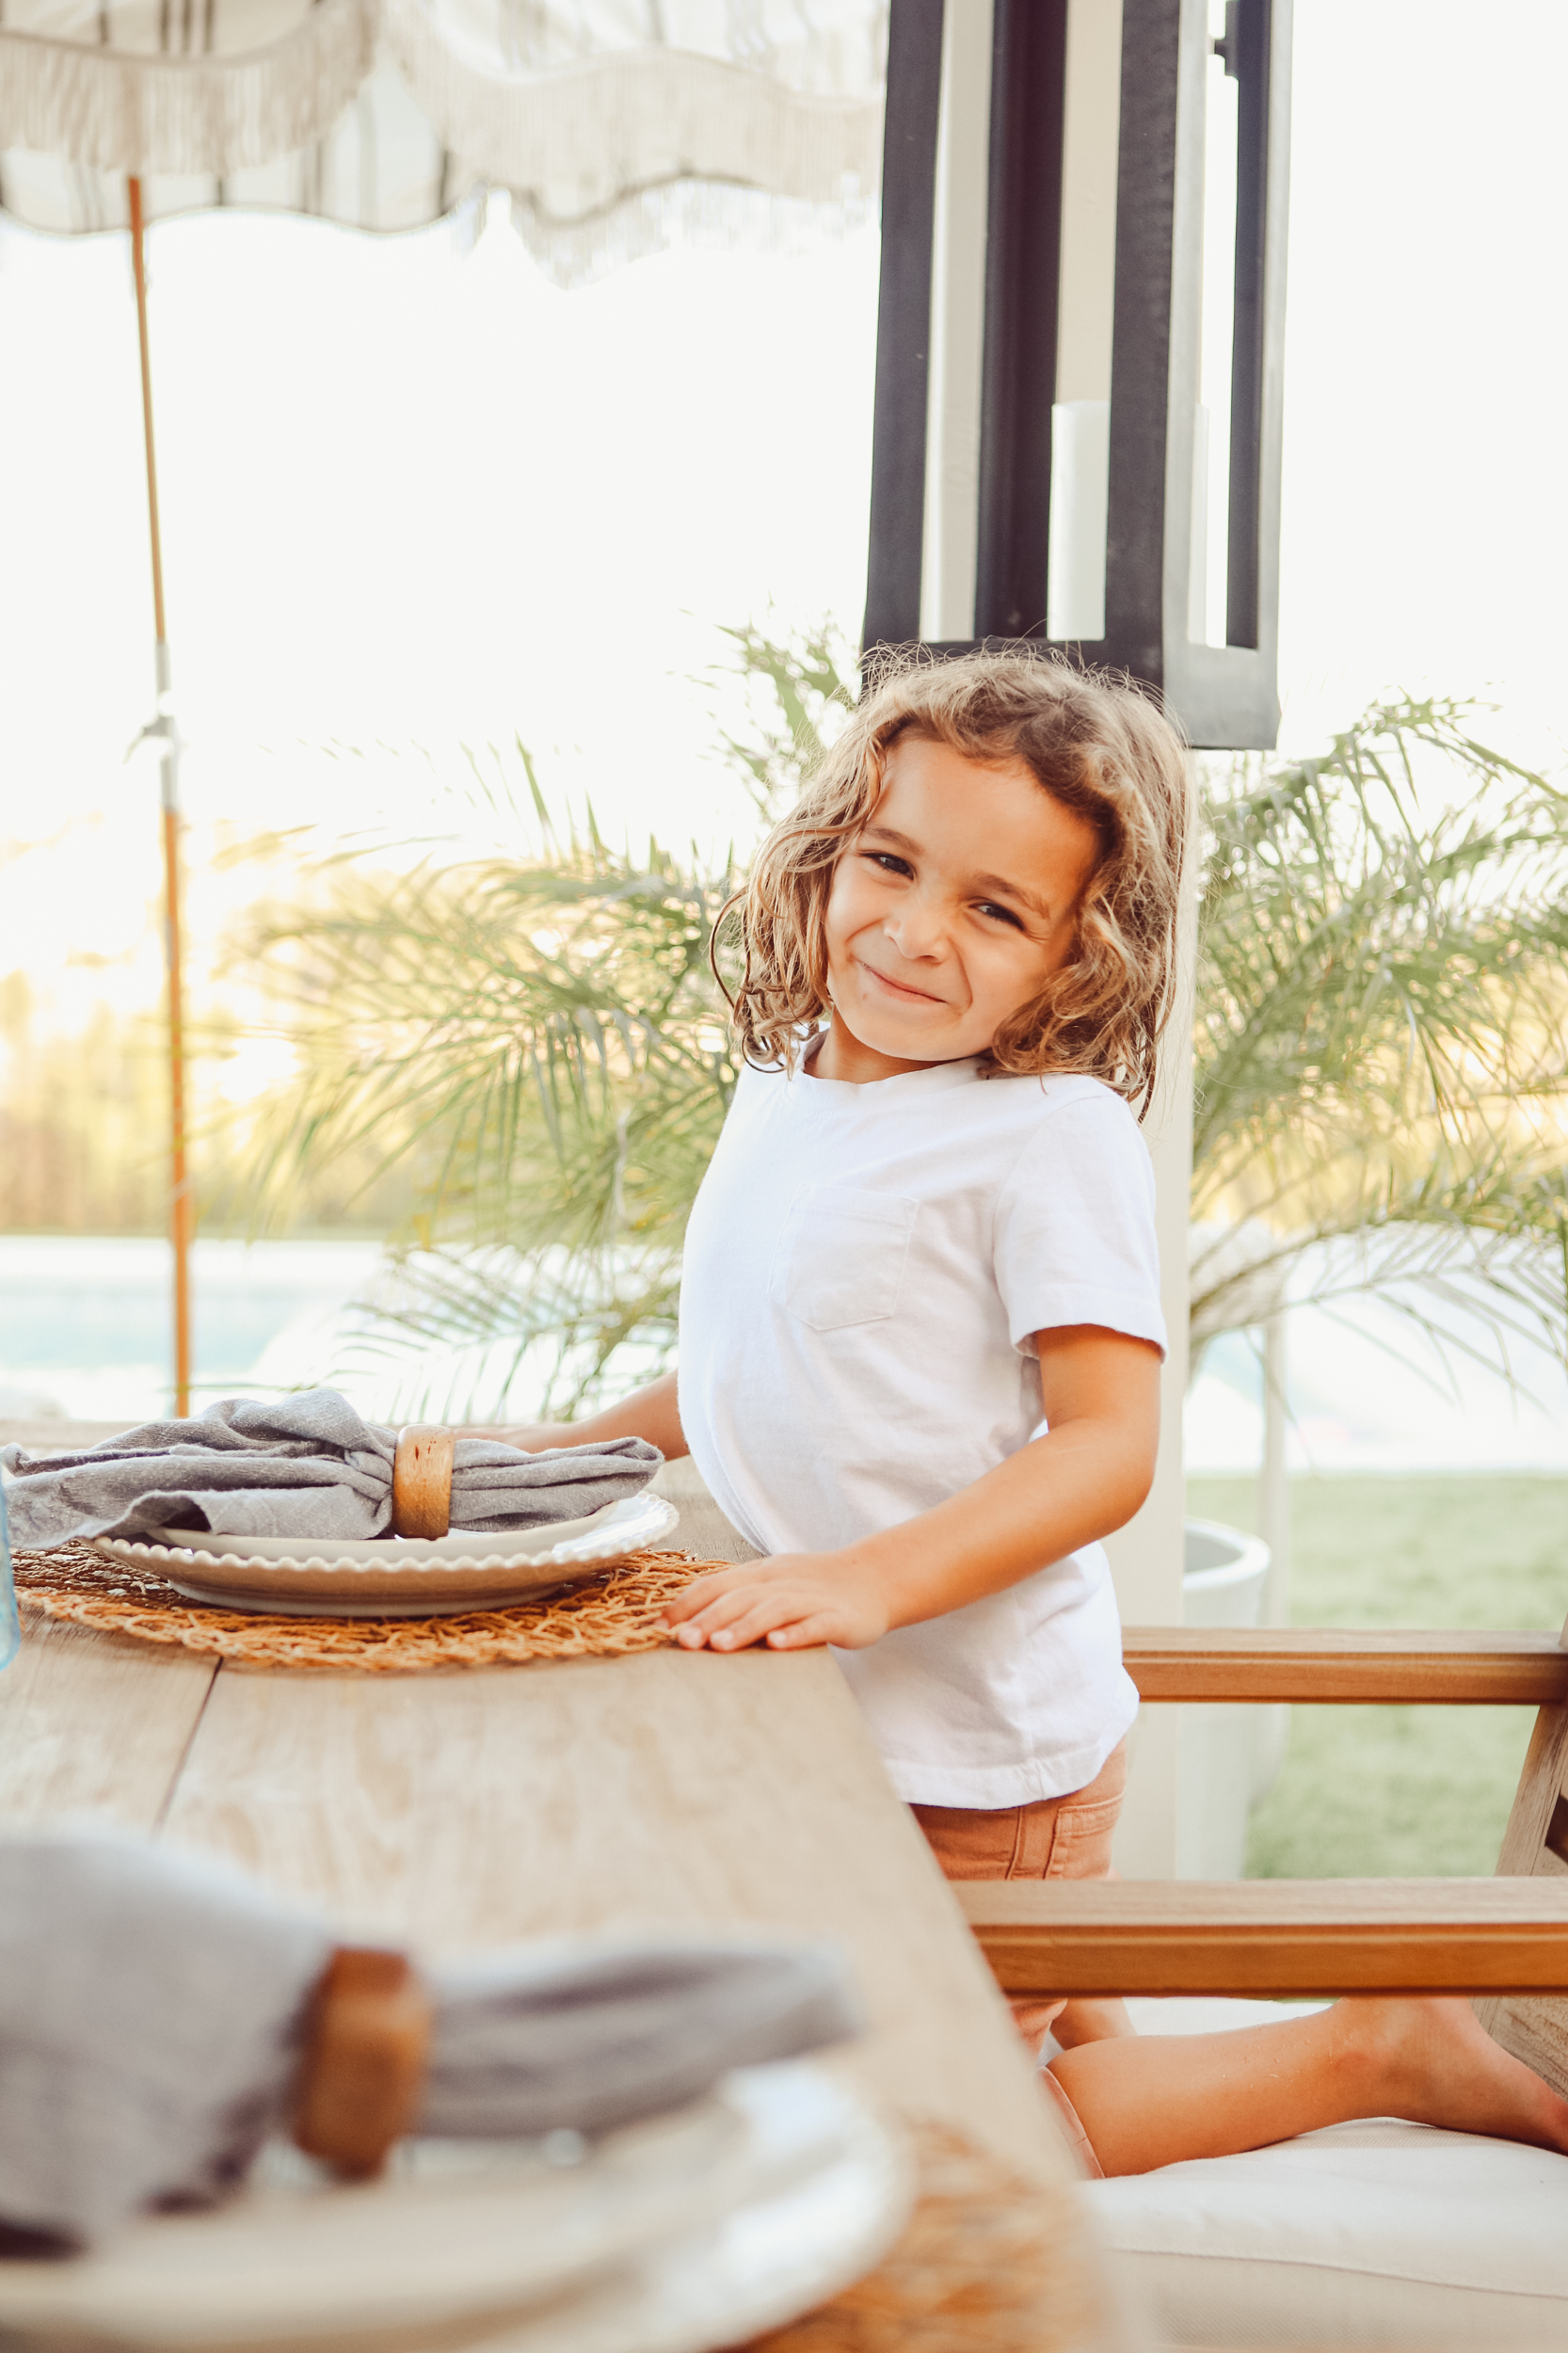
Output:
[1079, 1999, 1568, 2348]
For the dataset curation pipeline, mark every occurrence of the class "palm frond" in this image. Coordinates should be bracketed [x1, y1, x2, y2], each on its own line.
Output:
[1200, 708, 1568, 1096]
[710, 618, 856, 819]
[1194, 697, 1568, 1369]
[233, 656, 1568, 1417]
[325, 1243, 681, 1423]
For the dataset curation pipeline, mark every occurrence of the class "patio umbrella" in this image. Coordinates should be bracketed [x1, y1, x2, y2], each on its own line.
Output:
[0, 0, 885, 1413]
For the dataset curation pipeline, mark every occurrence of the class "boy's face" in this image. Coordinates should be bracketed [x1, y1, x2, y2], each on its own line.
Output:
[819, 732, 1097, 1080]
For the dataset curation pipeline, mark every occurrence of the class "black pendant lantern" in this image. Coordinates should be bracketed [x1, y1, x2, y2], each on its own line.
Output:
[864, 0, 1292, 751]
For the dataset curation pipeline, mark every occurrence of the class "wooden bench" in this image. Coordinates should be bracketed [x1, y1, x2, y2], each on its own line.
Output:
[962, 1622, 1568, 2041]
[959, 1614, 1568, 2348]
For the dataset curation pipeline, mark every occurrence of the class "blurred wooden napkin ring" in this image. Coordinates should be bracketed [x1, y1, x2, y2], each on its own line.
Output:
[392, 1423, 455, 1539]
[294, 1946, 434, 2179]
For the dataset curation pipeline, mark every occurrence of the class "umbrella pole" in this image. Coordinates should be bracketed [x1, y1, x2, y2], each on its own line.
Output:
[128, 176, 192, 1419]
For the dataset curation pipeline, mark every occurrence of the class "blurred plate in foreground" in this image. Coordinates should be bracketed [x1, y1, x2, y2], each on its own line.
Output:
[0, 2059, 910, 2351]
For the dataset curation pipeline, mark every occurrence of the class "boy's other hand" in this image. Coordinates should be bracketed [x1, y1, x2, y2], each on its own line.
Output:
[466, 1422, 577, 1452]
[458, 1373, 686, 1465]
[659, 1552, 889, 1654]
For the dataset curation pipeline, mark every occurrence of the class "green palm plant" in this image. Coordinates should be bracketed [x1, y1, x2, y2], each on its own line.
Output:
[238, 625, 853, 1416]
[1192, 699, 1568, 1379]
[240, 827, 733, 1417]
[238, 645, 1568, 1417]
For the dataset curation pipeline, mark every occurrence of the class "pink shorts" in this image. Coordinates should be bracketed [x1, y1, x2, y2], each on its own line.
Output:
[910, 1737, 1128, 2053]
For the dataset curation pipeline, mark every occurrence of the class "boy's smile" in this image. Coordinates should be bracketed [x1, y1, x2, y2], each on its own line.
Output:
[814, 732, 1099, 1083]
[855, 957, 949, 1006]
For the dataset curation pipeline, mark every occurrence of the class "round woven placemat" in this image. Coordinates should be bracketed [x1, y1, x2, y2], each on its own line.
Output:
[11, 1541, 719, 1673]
[736, 2122, 1110, 2353]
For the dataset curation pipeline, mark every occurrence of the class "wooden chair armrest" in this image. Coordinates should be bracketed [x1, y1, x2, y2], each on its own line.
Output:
[957, 1877, 1568, 1997]
[1122, 1626, 1568, 1704]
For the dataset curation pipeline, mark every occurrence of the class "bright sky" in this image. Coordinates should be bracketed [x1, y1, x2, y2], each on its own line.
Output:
[0, 197, 882, 1055]
[3, 0, 1567, 1055]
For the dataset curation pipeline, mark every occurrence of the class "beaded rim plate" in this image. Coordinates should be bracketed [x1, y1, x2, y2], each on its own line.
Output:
[89, 1492, 680, 1617]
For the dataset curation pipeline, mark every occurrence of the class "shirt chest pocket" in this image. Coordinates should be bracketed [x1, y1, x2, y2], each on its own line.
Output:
[769, 1184, 920, 1333]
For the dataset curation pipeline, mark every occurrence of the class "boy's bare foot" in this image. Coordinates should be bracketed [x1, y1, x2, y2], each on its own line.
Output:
[1341, 1995, 1568, 2156]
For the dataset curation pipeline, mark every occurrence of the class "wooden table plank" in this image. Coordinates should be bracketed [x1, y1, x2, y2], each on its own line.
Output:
[160, 1647, 1074, 2190]
[1123, 1625, 1568, 1705]
[959, 1876, 1568, 1996]
[0, 1613, 218, 1830]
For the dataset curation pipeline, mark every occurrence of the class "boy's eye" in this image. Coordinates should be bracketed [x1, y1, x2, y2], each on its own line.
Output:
[976, 901, 1026, 931]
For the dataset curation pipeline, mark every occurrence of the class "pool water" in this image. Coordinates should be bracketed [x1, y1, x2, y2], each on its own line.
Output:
[0, 1236, 384, 1424]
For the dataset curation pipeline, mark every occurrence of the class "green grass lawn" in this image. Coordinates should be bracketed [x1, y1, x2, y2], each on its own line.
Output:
[1184, 1476, 1568, 1880]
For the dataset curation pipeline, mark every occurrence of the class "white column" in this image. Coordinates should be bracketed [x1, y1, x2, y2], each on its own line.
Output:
[1047, 0, 1122, 642]
[918, 0, 994, 644]
[1260, 1313, 1290, 1624]
[1055, 0, 1124, 407]
[1105, 768, 1198, 1876]
[1251, 1311, 1292, 1799]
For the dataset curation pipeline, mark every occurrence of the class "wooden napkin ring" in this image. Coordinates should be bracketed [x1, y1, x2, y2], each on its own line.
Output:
[293, 1946, 433, 2178]
[392, 1423, 455, 1539]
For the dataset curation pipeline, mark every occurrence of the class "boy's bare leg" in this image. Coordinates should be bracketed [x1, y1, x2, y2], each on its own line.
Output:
[1008, 1994, 1134, 2059]
[1051, 1997, 1137, 2047]
[1050, 1995, 1568, 2177]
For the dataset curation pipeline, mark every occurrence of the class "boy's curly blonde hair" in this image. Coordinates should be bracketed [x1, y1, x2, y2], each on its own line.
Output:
[715, 649, 1190, 1116]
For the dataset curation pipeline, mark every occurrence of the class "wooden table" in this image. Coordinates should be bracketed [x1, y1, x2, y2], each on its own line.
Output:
[0, 1608, 1075, 2198]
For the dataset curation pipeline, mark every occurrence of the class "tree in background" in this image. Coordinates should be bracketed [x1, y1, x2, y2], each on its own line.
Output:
[239, 638, 1568, 1419]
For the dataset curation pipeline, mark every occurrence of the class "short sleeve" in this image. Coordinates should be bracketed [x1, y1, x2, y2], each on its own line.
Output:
[992, 1085, 1167, 1357]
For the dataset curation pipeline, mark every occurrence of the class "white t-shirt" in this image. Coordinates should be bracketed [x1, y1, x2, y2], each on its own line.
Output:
[677, 1048, 1165, 1808]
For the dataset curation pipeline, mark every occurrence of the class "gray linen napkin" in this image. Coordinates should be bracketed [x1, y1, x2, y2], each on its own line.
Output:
[0, 1834, 862, 2250]
[0, 1837, 333, 2251]
[0, 1389, 661, 1547]
[421, 1940, 858, 2140]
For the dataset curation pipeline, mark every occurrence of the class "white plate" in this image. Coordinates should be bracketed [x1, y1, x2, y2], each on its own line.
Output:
[484, 2069, 914, 2353]
[0, 2062, 912, 2351]
[89, 1492, 680, 1617]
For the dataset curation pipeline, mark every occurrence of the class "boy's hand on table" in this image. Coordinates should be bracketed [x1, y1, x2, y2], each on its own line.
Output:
[659, 1337, 1160, 1652]
[660, 1553, 890, 1653]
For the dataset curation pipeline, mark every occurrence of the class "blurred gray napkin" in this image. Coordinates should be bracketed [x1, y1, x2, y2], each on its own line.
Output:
[0, 1834, 862, 2250]
[0, 1388, 660, 1546]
